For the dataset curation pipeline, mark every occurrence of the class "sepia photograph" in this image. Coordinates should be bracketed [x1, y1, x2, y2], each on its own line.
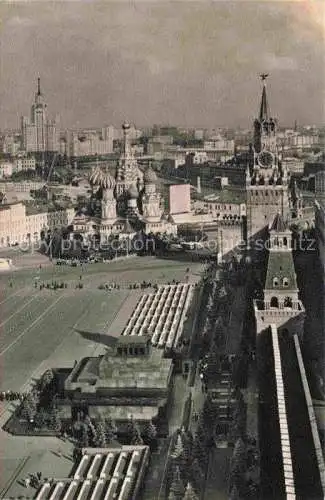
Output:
[0, 1, 324, 499]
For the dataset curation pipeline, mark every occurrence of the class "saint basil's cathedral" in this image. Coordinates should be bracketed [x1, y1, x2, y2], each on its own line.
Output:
[71, 122, 176, 243]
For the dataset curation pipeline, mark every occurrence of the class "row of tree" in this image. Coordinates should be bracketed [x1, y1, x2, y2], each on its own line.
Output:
[166, 428, 205, 500]
[73, 414, 158, 450]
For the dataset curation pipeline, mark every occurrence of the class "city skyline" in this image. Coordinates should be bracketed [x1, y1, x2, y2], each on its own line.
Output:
[0, 1, 324, 130]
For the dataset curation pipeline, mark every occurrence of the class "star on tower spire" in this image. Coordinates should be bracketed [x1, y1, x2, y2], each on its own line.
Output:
[259, 73, 269, 121]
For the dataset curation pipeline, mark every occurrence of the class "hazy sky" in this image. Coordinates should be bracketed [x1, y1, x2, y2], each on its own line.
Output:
[0, 1, 324, 130]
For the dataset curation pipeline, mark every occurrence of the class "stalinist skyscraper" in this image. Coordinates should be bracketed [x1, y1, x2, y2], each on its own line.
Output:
[21, 78, 59, 155]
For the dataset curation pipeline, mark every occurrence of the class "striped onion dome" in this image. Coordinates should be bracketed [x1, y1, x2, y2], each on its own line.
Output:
[89, 167, 115, 190]
[100, 171, 115, 190]
[89, 166, 103, 186]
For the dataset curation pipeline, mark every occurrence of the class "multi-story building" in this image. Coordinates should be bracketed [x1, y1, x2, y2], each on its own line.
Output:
[69, 126, 114, 158]
[0, 201, 27, 246]
[203, 138, 235, 153]
[280, 157, 304, 175]
[193, 195, 246, 221]
[0, 181, 44, 193]
[277, 130, 320, 151]
[246, 76, 290, 239]
[0, 133, 21, 155]
[0, 161, 13, 179]
[165, 145, 233, 169]
[13, 154, 36, 172]
[0, 198, 75, 247]
[21, 78, 59, 154]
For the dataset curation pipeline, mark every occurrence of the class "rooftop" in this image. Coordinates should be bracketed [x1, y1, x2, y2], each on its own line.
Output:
[67, 346, 172, 391]
[121, 283, 195, 350]
[34, 445, 149, 500]
[194, 188, 246, 204]
[269, 213, 287, 233]
[265, 252, 298, 291]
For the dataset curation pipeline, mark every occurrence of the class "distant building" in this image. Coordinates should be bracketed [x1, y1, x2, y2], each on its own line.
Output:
[194, 128, 206, 140]
[0, 161, 13, 179]
[203, 138, 235, 153]
[0, 181, 44, 193]
[69, 126, 114, 157]
[193, 195, 246, 221]
[13, 154, 36, 172]
[0, 133, 21, 155]
[277, 130, 319, 151]
[21, 78, 59, 154]
[165, 143, 234, 169]
[304, 153, 325, 177]
[281, 157, 304, 175]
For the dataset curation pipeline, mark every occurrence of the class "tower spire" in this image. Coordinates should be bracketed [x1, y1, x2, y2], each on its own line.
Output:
[37, 77, 41, 96]
[259, 73, 269, 121]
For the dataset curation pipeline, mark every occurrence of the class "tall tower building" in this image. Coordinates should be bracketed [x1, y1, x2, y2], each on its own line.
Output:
[31, 77, 47, 152]
[246, 75, 290, 240]
[21, 78, 58, 155]
[254, 213, 304, 338]
[142, 167, 162, 221]
[115, 122, 143, 216]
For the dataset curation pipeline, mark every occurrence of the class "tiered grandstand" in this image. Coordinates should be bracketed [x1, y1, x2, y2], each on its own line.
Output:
[35, 445, 149, 500]
[121, 283, 194, 350]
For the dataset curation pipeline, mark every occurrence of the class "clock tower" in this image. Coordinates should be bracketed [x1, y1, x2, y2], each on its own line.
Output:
[246, 75, 290, 240]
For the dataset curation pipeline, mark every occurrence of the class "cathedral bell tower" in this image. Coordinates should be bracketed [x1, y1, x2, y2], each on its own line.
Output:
[142, 167, 162, 222]
[246, 75, 290, 240]
[115, 122, 143, 216]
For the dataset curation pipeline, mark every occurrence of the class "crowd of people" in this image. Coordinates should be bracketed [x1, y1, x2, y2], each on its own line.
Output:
[35, 281, 68, 290]
[99, 277, 189, 291]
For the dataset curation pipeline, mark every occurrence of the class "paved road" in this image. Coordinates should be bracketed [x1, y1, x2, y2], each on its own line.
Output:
[0, 256, 203, 496]
[0, 258, 202, 391]
[0, 288, 131, 392]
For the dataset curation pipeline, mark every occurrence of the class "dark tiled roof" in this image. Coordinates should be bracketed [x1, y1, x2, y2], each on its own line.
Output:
[269, 213, 287, 233]
[265, 251, 298, 290]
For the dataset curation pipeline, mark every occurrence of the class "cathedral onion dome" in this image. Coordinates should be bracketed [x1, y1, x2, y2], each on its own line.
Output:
[89, 167, 115, 190]
[143, 167, 157, 184]
[122, 121, 131, 130]
[127, 184, 138, 199]
[88, 166, 103, 186]
[100, 171, 115, 190]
